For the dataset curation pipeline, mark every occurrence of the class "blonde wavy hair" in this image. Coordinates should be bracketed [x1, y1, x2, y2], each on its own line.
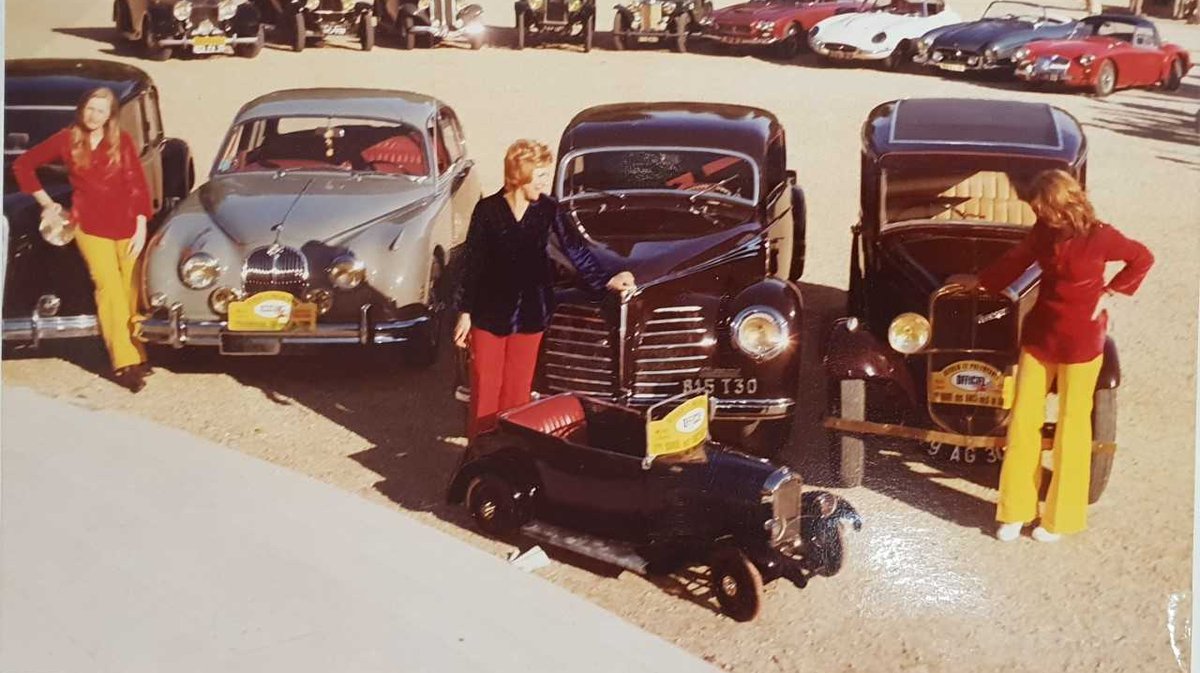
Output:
[503, 139, 553, 191]
[69, 88, 123, 172]
[1028, 169, 1097, 238]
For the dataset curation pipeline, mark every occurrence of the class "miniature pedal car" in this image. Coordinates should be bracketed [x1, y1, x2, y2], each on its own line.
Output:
[447, 392, 861, 621]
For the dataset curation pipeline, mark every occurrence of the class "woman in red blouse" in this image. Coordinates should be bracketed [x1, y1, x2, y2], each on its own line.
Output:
[13, 88, 154, 392]
[965, 169, 1154, 542]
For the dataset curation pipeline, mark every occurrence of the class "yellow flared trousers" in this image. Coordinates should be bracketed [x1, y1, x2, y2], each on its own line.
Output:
[996, 349, 1102, 535]
[75, 230, 146, 371]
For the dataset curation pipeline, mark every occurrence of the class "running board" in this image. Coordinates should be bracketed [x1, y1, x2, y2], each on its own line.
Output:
[520, 521, 649, 574]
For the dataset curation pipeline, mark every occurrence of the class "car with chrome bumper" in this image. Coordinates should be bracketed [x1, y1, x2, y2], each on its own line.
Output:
[611, 0, 712, 52]
[137, 88, 481, 364]
[448, 392, 861, 621]
[252, 0, 376, 51]
[808, 0, 960, 69]
[514, 0, 597, 51]
[702, 0, 865, 59]
[114, 0, 266, 60]
[912, 0, 1077, 73]
[823, 98, 1119, 504]
[377, 0, 486, 50]
[3, 59, 194, 348]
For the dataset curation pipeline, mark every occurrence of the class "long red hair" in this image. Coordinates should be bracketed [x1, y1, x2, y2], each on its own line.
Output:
[1028, 169, 1097, 238]
[69, 88, 123, 171]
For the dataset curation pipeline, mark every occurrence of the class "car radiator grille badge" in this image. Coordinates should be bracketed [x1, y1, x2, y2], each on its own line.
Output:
[243, 245, 309, 297]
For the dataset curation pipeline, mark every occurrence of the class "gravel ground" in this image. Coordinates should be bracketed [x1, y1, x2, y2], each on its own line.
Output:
[4, 2, 1199, 671]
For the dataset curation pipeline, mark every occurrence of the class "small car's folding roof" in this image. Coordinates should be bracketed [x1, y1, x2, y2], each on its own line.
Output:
[5, 59, 149, 108]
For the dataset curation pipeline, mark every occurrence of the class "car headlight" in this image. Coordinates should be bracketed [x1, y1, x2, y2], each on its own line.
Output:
[931, 50, 943, 62]
[809, 25, 819, 37]
[732, 307, 789, 360]
[916, 37, 929, 53]
[661, 1, 677, 13]
[173, 0, 193, 20]
[305, 0, 321, 9]
[527, 0, 543, 9]
[328, 254, 366, 290]
[208, 286, 243, 315]
[871, 31, 886, 44]
[1078, 54, 1095, 66]
[179, 252, 221, 290]
[753, 20, 775, 32]
[887, 312, 930, 354]
[984, 46, 999, 62]
[218, 0, 241, 20]
[568, 0, 582, 11]
[1013, 47, 1029, 61]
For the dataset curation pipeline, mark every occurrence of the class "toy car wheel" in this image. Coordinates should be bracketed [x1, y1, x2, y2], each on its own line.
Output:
[583, 15, 595, 53]
[466, 474, 523, 536]
[611, 13, 627, 50]
[831, 379, 866, 488]
[292, 12, 307, 52]
[515, 12, 527, 50]
[1088, 388, 1117, 504]
[236, 25, 266, 58]
[1093, 60, 1116, 97]
[671, 13, 689, 53]
[1164, 58, 1184, 91]
[360, 15, 375, 51]
[773, 23, 799, 60]
[142, 17, 172, 61]
[709, 546, 763, 622]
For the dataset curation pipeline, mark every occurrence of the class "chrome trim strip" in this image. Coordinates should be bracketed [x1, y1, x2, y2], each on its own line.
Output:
[544, 350, 612, 363]
[636, 341, 709, 350]
[546, 324, 609, 336]
[545, 373, 612, 386]
[2, 315, 100, 341]
[641, 328, 706, 337]
[635, 355, 707, 364]
[652, 305, 702, 313]
[645, 317, 704, 326]
[636, 367, 703, 376]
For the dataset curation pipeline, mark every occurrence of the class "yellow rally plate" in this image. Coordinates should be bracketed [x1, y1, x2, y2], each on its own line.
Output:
[929, 360, 1015, 410]
[227, 291, 318, 332]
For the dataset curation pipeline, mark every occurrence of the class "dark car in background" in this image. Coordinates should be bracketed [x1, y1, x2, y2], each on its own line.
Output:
[612, 0, 712, 52]
[514, 0, 597, 51]
[253, 0, 376, 51]
[114, 0, 266, 60]
[376, 0, 486, 49]
[3, 59, 194, 347]
[913, 0, 1078, 73]
[703, 0, 865, 59]
[823, 98, 1119, 504]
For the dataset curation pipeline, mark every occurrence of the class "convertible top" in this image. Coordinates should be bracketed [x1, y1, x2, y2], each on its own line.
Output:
[232, 88, 441, 126]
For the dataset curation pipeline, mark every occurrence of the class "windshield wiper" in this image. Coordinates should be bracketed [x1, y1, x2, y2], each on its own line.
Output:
[688, 174, 742, 203]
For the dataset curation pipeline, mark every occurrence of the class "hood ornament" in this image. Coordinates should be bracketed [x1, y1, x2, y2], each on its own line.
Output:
[266, 223, 284, 257]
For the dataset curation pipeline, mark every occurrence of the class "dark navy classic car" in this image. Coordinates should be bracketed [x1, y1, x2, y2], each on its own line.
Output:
[114, 0, 266, 60]
[912, 0, 1078, 72]
[3, 59, 194, 348]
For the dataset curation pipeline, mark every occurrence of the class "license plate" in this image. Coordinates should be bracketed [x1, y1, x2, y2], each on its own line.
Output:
[929, 360, 1014, 409]
[191, 36, 228, 53]
[227, 291, 318, 332]
[219, 334, 282, 356]
[938, 63, 967, 72]
[321, 22, 349, 35]
[637, 36, 658, 43]
[682, 376, 758, 396]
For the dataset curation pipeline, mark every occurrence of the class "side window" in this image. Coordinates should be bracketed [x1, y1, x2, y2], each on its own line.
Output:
[765, 133, 786, 194]
[435, 108, 462, 175]
[143, 88, 164, 143]
[118, 98, 147, 153]
[1133, 26, 1156, 47]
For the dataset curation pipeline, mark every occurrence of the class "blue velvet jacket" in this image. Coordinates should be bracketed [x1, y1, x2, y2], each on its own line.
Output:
[456, 191, 612, 336]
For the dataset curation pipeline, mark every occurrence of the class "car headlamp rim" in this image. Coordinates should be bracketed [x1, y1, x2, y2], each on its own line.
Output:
[731, 306, 790, 361]
[173, 0, 193, 20]
[1078, 53, 1095, 66]
[328, 254, 367, 290]
[1013, 46, 1030, 61]
[217, 0, 241, 20]
[179, 252, 222, 290]
[304, 0, 321, 10]
[886, 311, 931, 354]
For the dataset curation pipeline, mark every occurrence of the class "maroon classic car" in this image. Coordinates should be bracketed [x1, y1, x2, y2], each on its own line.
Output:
[703, 0, 866, 58]
[823, 98, 1119, 504]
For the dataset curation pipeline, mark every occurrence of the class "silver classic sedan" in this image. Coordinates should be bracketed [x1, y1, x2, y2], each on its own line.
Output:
[137, 88, 481, 365]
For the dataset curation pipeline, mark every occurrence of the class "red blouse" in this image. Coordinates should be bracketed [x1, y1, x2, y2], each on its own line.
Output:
[980, 221, 1154, 364]
[13, 129, 152, 240]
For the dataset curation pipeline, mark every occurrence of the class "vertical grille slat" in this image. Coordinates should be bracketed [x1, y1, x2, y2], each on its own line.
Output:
[541, 303, 618, 397]
[242, 246, 309, 297]
[630, 305, 712, 404]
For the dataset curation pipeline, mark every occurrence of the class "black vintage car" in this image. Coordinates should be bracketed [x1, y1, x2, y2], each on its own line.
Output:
[114, 0, 266, 60]
[823, 98, 1119, 503]
[912, 0, 1078, 73]
[377, 0, 487, 49]
[253, 0, 376, 51]
[514, 0, 597, 51]
[612, 0, 712, 52]
[3, 59, 194, 347]
[448, 392, 860, 621]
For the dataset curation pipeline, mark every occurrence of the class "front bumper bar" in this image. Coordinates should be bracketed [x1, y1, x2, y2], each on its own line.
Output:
[2, 314, 99, 344]
[453, 385, 792, 421]
[812, 45, 891, 61]
[824, 416, 1116, 454]
[159, 34, 261, 47]
[703, 33, 778, 45]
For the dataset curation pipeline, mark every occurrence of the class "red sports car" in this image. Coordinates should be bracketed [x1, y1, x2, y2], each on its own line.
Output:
[702, 0, 867, 59]
[1013, 14, 1191, 96]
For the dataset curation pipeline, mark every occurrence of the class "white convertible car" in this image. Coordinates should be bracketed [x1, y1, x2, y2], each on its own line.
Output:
[809, 0, 961, 69]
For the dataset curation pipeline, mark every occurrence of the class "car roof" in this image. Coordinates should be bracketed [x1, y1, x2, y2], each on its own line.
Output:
[863, 98, 1085, 163]
[558, 103, 781, 164]
[4, 59, 151, 108]
[1080, 13, 1156, 29]
[232, 88, 441, 126]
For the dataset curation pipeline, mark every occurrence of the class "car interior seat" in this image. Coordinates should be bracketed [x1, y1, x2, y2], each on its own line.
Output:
[887, 170, 1037, 226]
[359, 131, 428, 176]
[502, 393, 590, 445]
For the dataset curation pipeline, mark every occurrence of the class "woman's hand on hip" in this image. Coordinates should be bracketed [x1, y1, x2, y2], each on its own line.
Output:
[606, 271, 636, 293]
[453, 313, 472, 349]
[127, 215, 148, 259]
[1092, 288, 1121, 327]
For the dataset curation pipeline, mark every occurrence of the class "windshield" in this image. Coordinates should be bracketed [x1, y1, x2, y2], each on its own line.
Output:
[213, 116, 430, 177]
[559, 148, 759, 204]
[882, 162, 1063, 228]
[870, 0, 938, 15]
[982, 1, 1045, 21]
[1068, 18, 1135, 41]
[4, 108, 75, 194]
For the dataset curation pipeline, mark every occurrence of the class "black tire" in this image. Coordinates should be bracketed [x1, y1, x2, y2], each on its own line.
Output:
[515, 11, 526, 50]
[611, 12, 627, 50]
[671, 12, 689, 53]
[466, 474, 524, 537]
[831, 379, 866, 488]
[142, 18, 172, 60]
[583, 14, 595, 52]
[1093, 60, 1116, 97]
[709, 547, 763, 622]
[236, 25, 265, 57]
[1164, 58, 1184, 91]
[360, 14, 375, 50]
[404, 257, 445, 367]
[292, 11, 307, 51]
[811, 525, 846, 577]
[773, 23, 800, 60]
[883, 40, 909, 70]
[1088, 388, 1117, 504]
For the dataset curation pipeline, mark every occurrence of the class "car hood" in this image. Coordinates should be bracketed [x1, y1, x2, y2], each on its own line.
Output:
[928, 18, 1034, 51]
[1022, 36, 1115, 58]
[711, 2, 805, 25]
[881, 223, 1033, 294]
[816, 11, 920, 39]
[189, 171, 432, 248]
[702, 444, 779, 504]
[566, 198, 762, 286]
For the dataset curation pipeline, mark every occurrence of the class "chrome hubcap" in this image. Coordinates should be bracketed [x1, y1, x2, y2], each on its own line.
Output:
[721, 576, 738, 597]
[479, 500, 496, 520]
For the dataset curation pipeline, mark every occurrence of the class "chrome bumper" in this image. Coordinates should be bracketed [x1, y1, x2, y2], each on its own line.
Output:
[159, 34, 262, 47]
[2, 314, 100, 343]
[813, 45, 891, 61]
[453, 386, 793, 420]
[704, 33, 777, 45]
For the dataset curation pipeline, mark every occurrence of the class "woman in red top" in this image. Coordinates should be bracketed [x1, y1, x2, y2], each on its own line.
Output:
[13, 87, 154, 392]
[966, 169, 1154, 542]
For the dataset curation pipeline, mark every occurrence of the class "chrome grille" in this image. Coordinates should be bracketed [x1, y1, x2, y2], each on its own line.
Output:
[242, 245, 309, 296]
[933, 48, 979, 65]
[630, 305, 711, 405]
[769, 470, 804, 543]
[542, 303, 617, 397]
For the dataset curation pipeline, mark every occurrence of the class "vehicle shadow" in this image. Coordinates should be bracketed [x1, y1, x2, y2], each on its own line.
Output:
[1082, 85, 1200, 146]
[52, 26, 138, 56]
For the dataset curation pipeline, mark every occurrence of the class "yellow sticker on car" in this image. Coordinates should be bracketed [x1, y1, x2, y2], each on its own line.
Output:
[227, 291, 318, 332]
[929, 360, 1013, 410]
[646, 394, 709, 460]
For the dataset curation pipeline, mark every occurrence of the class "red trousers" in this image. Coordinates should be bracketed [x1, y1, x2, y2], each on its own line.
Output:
[467, 328, 544, 440]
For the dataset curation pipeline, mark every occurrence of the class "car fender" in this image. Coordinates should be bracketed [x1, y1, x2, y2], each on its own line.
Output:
[159, 136, 194, 206]
[1097, 336, 1120, 390]
[823, 317, 918, 405]
[1160, 46, 1191, 79]
[729, 278, 804, 381]
[446, 446, 542, 507]
[142, 209, 242, 317]
[457, 3, 483, 22]
[232, 2, 263, 34]
[337, 199, 444, 307]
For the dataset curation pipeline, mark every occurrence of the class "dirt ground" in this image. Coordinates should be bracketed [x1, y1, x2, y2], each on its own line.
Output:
[4, 1, 1199, 671]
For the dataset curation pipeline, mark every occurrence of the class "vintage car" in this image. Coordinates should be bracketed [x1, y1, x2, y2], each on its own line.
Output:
[114, 0, 266, 60]
[252, 0, 377, 51]
[514, 0, 597, 51]
[3, 59, 194, 347]
[136, 88, 481, 364]
[448, 392, 861, 621]
[808, 0, 961, 69]
[376, 0, 487, 49]
[1013, 14, 1191, 96]
[702, 0, 865, 59]
[913, 0, 1078, 73]
[611, 0, 713, 52]
[823, 98, 1120, 505]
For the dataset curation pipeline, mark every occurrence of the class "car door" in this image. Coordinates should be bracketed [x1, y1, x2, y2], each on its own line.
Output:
[1127, 26, 1165, 86]
[533, 441, 647, 540]
[437, 106, 479, 249]
[118, 94, 164, 217]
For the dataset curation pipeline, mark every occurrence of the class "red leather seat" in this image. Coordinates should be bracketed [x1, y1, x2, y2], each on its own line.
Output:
[361, 134, 427, 176]
[502, 394, 587, 443]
